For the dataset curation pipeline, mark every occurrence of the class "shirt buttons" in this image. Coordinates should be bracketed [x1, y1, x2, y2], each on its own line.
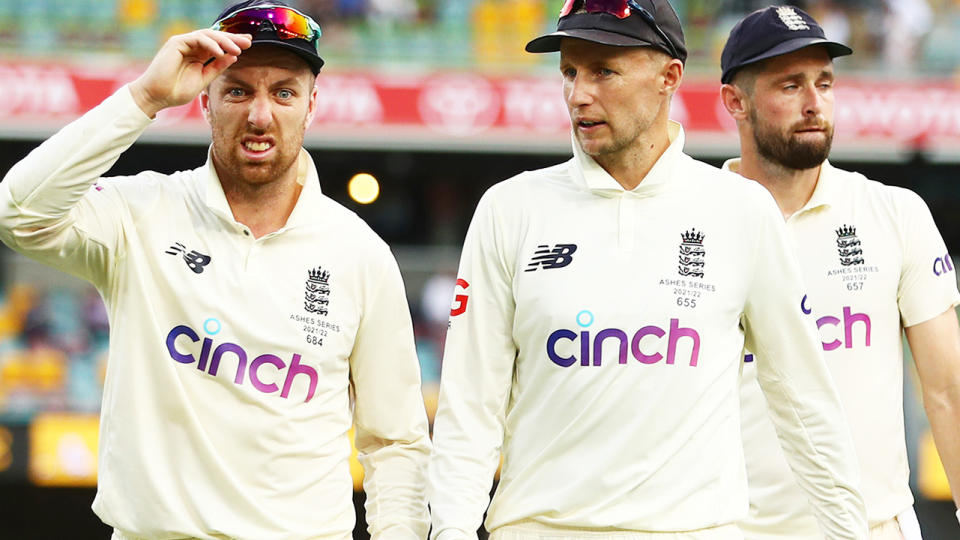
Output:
[243, 230, 250, 236]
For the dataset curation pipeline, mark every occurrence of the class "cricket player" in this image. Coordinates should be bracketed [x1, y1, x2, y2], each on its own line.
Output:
[0, 1, 431, 538]
[719, 5, 960, 539]
[428, 1, 868, 539]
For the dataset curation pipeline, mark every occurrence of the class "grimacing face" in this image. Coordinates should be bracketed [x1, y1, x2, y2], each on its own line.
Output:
[744, 47, 836, 170]
[560, 39, 674, 163]
[201, 45, 317, 189]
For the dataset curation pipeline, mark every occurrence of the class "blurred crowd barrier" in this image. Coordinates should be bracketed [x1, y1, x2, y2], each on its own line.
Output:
[1, 1, 960, 75]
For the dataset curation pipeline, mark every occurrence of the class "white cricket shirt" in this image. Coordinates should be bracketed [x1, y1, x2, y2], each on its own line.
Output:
[429, 124, 867, 540]
[727, 159, 960, 537]
[0, 86, 431, 540]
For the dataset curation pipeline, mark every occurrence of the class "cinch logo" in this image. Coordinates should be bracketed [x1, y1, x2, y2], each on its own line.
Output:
[801, 295, 871, 351]
[547, 310, 701, 367]
[817, 307, 871, 351]
[165, 322, 317, 403]
[933, 254, 954, 276]
[749, 299, 870, 361]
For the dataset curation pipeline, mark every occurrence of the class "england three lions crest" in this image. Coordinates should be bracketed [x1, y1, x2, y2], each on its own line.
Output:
[836, 225, 864, 266]
[305, 267, 331, 316]
[678, 228, 706, 278]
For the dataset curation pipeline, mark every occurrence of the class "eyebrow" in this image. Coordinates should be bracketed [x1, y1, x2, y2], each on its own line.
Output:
[220, 74, 252, 88]
[270, 77, 305, 89]
[775, 69, 834, 84]
[219, 74, 306, 89]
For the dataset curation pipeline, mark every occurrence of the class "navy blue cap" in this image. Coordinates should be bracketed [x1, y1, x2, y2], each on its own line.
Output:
[721, 5, 851, 84]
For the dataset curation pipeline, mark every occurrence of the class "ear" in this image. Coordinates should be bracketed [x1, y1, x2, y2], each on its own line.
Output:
[661, 58, 684, 95]
[200, 89, 212, 126]
[303, 79, 319, 131]
[720, 83, 749, 122]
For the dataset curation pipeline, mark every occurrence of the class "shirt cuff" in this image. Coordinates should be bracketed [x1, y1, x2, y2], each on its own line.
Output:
[955, 507, 960, 526]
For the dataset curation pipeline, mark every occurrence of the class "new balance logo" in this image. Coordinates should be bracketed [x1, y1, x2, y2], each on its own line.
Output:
[165, 242, 212, 274]
[526, 244, 577, 272]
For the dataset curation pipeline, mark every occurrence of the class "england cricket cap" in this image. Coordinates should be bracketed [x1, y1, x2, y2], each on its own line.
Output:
[721, 5, 852, 84]
[525, 0, 687, 64]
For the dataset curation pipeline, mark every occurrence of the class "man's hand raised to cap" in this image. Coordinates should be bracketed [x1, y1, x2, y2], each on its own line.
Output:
[129, 30, 253, 119]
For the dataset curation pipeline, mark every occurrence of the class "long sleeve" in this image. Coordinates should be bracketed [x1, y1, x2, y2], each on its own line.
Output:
[428, 187, 518, 540]
[351, 247, 433, 540]
[742, 189, 868, 539]
[0, 85, 152, 285]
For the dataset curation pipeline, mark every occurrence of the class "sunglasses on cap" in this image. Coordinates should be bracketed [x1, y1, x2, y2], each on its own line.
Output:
[212, 4, 322, 47]
[559, 0, 680, 59]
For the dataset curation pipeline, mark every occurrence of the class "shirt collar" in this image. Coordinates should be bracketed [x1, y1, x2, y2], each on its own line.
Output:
[802, 159, 838, 213]
[201, 147, 323, 230]
[571, 121, 685, 198]
[722, 157, 838, 215]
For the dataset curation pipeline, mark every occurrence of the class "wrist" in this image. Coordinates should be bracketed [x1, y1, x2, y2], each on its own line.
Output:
[127, 80, 164, 119]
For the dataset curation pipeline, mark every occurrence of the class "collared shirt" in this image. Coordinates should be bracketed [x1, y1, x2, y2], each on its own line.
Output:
[0, 86, 431, 540]
[429, 124, 866, 540]
[727, 158, 960, 536]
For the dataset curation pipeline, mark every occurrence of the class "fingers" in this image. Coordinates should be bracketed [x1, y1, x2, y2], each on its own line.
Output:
[177, 29, 252, 62]
[203, 55, 240, 82]
[210, 30, 254, 55]
[131, 29, 253, 116]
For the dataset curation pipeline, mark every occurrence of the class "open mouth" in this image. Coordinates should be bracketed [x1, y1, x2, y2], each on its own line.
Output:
[241, 138, 276, 158]
[577, 120, 606, 129]
[244, 140, 273, 152]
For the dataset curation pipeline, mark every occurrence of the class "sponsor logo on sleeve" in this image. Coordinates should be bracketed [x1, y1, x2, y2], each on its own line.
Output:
[450, 279, 470, 317]
[933, 253, 955, 276]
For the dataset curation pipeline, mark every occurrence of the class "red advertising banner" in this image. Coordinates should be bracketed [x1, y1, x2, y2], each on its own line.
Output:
[2, 60, 960, 160]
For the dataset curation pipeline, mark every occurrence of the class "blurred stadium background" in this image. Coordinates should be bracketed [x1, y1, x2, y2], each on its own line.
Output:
[0, 0, 959, 538]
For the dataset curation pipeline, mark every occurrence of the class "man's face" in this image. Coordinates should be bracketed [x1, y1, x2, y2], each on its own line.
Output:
[745, 47, 836, 170]
[202, 45, 317, 188]
[560, 39, 673, 161]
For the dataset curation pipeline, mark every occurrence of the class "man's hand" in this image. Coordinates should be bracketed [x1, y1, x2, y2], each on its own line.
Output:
[129, 30, 252, 118]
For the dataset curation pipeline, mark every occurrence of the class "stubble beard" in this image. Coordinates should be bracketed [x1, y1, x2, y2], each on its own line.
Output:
[576, 121, 646, 167]
[211, 130, 301, 191]
[751, 110, 834, 171]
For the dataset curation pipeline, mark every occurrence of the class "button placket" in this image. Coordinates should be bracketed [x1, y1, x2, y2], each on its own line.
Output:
[619, 194, 636, 252]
